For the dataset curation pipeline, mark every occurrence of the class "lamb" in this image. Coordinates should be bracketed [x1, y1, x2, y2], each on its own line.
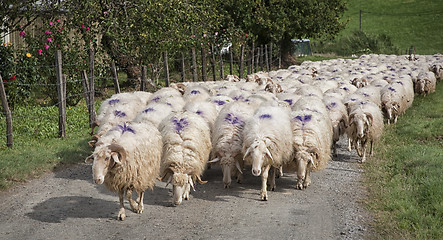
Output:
[210, 101, 255, 188]
[347, 101, 384, 162]
[158, 111, 212, 206]
[414, 71, 436, 96]
[242, 105, 294, 201]
[323, 96, 348, 156]
[288, 109, 333, 189]
[85, 121, 162, 220]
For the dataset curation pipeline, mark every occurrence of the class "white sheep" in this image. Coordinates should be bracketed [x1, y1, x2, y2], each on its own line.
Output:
[242, 105, 293, 201]
[323, 96, 348, 156]
[183, 100, 218, 132]
[288, 109, 333, 189]
[347, 101, 384, 162]
[85, 121, 162, 220]
[158, 111, 212, 206]
[210, 101, 255, 188]
[132, 102, 174, 128]
[380, 83, 407, 124]
[414, 71, 436, 96]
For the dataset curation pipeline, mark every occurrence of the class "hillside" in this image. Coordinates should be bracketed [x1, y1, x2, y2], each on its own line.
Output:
[341, 0, 443, 54]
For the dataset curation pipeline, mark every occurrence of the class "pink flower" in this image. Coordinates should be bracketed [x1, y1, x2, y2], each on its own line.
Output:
[19, 31, 26, 37]
[214, 32, 218, 36]
[203, 33, 207, 38]
[56, 19, 60, 22]
[47, 38, 53, 43]
[49, 21, 53, 26]
[81, 25, 85, 29]
[38, 49, 43, 55]
[10, 76, 16, 80]
[44, 44, 50, 50]
[45, 30, 51, 35]
[86, 27, 90, 31]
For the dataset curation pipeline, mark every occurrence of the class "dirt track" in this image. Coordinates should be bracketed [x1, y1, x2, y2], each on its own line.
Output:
[0, 138, 372, 240]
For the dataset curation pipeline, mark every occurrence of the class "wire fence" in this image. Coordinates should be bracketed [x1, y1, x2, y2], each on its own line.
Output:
[0, 42, 282, 148]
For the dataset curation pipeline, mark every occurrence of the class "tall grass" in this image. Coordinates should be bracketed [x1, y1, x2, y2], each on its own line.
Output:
[365, 83, 443, 239]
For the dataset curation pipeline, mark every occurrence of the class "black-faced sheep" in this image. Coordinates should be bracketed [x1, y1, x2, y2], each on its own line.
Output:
[85, 121, 162, 220]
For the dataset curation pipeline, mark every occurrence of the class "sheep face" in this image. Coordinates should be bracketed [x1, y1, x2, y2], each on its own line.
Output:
[219, 154, 242, 188]
[294, 150, 315, 189]
[350, 112, 372, 139]
[382, 101, 399, 124]
[243, 139, 273, 177]
[172, 173, 193, 206]
[85, 144, 124, 184]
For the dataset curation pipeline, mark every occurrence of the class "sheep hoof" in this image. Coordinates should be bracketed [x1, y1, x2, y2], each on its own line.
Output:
[260, 191, 268, 201]
[118, 211, 126, 221]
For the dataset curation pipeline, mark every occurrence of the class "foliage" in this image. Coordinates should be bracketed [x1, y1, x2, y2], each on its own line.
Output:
[312, 30, 400, 56]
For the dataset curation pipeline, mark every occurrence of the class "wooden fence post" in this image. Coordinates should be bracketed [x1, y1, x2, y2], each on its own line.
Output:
[239, 45, 245, 79]
[251, 42, 255, 73]
[265, 44, 269, 72]
[88, 48, 96, 127]
[180, 52, 186, 82]
[229, 48, 233, 75]
[219, 51, 224, 80]
[55, 50, 66, 138]
[81, 70, 91, 115]
[260, 45, 264, 71]
[163, 51, 170, 87]
[211, 44, 216, 81]
[110, 62, 120, 93]
[255, 47, 260, 72]
[191, 47, 198, 82]
[201, 47, 207, 81]
[0, 75, 13, 147]
[269, 42, 273, 70]
[141, 65, 148, 91]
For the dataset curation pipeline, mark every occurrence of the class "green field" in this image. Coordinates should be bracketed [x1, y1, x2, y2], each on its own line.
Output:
[342, 0, 443, 55]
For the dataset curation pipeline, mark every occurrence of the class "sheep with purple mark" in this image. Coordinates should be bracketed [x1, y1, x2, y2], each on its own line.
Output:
[242, 105, 293, 200]
[85, 121, 162, 220]
[323, 96, 348, 156]
[158, 111, 212, 206]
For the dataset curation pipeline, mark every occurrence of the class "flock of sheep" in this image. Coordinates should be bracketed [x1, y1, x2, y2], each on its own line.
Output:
[85, 53, 442, 220]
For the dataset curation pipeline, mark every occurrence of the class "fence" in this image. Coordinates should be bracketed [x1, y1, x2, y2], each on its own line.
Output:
[0, 42, 282, 148]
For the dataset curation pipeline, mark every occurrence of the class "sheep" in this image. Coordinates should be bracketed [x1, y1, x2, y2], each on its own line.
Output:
[132, 102, 174, 128]
[158, 111, 212, 206]
[149, 87, 185, 111]
[183, 100, 218, 132]
[414, 71, 436, 96]
[183, 86, 211, 103]
[292, 95, 330, 121]
[242, 105, 294, 201]
[354, 85, 382, 107]
[323, 96, 348, 156]
[207, 95, 234, 113]
[169, 82, 187, 95]
[429, 63, 443, 81]
[347, 101, 384, 162]
[380, 84, 406, 124]
[85, 121, 162, 220]
[288, 109, 333, 189]
[210, 101, 255, 188]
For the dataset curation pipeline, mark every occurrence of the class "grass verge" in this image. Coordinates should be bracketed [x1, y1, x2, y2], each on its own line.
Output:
[365, 82, 443, 239]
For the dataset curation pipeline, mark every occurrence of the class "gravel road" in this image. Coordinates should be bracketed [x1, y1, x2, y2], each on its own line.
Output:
[0, 138, 372, 240]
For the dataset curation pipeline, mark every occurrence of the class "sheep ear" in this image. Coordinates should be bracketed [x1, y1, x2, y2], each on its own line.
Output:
[108, 143, 126, 163]
[85, 154, 94, 164]
[189, 176, 195, 191]
[366, 113, 373, 126]
[111, 152, 121, 165]
[209, 158, 220, 163]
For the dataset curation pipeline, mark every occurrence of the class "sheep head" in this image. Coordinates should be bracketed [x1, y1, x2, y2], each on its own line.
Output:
[161, 169, 194, 206]
[212, 153, 242, 188]
[350, 111, 372, 139]
[243, 139, 274, 177]
[294, 150, 316, 189]
[85, 143, 126, 185]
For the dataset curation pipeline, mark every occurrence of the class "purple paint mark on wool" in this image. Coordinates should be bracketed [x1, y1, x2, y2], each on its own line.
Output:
[284, 99, 293, 106]
[225, 113, 243, 125]
[294, 115, 312, 128]
[213, 100, 226, 106]
[166, 102, 172, 106]
[114, 110, 126, 118]
[108, 99, 120, 105]
[277, 76, 283, 79]
[388, 87, 396, 92]
[360, 101, 368, 105]
[396, 81, 404, 85]
[196, 110, 203, 115]
[233, 96, 244, 101]
[327, 102, 337, 110]
[343, 87, 349, 91]
[142, 107, 155, 113]
[350, 98, 357, 101]
[118, 123, 136, 134]
[376, 85, 383, 87]
[362, 93, 370, 97]
[151, 96, 161, 102]
[332, 70, 338, 72]
[190, 90, 200, 95]
[259, 114, 272, 119]
[172, 117, 189, 133]
[216, 93, 222, 96]
[243, 99, 250, 102]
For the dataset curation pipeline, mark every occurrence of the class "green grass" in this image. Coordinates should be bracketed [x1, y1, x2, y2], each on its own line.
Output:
[0, 101, 93, 189]
[342, 0, 443, 55]
[364, 82, 443, 239]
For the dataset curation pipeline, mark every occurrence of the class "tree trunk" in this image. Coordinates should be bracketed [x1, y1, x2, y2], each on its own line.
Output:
[279, 33, 298, 68]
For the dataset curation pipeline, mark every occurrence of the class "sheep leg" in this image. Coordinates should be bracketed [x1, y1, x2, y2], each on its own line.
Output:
[360, 139, 368, 163]
[303, 167, 311, 189]
[356, 139, 363, 157]
[260, 165, 271, 201]
[268, 167, 277, 191]
[126, 188, 139, 213]
[347, 137, 352, 151]
[134, 191, 145, 214]
[370, 140, 374, 156]
[117, 190, 126, 221]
